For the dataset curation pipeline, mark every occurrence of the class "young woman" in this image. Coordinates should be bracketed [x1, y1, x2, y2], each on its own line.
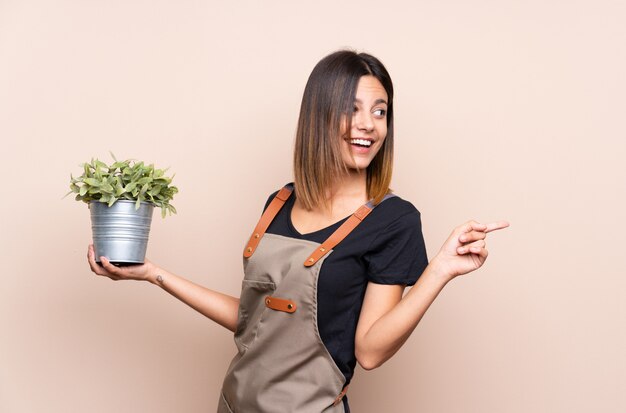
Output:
[87, 50, 508, 412]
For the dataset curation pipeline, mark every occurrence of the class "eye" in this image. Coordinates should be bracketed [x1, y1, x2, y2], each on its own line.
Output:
[373, 108, 386, 117]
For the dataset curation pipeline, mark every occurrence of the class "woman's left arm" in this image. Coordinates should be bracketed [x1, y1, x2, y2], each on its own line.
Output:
[355, 220, 509, 370]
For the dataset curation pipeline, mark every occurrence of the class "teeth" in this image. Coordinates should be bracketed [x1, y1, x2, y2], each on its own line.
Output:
[350, 139, 372, 147]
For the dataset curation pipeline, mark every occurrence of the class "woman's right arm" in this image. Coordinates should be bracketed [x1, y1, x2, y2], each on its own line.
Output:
[87, 244, 240, 332]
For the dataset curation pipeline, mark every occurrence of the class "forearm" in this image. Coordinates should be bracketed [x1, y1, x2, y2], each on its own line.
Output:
[356, 219, 509, 369]
[147, 268, 240, 332]
[356, 262, 450, 369]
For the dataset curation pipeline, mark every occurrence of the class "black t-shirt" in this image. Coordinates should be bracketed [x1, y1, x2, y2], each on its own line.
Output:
[262, 186, 429, 386]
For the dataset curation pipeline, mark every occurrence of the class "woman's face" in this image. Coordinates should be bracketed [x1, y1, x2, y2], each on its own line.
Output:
[340, 75, 388, 171]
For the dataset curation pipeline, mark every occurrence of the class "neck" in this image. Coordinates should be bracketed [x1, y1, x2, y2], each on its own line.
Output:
[324, 168, 368, 209]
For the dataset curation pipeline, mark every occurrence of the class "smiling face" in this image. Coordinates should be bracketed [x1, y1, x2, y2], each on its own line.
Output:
[340, 75, 389, 171]
[294, 51, 395, 209]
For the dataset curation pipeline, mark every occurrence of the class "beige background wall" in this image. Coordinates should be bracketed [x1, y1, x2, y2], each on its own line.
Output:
[1, 0, 624, 412]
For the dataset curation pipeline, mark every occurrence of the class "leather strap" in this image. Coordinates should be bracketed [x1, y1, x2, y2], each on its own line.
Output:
[243, 185, 293, 258]
[264, 296, 297, 313]
[333, 385, 349, 406]
[304, 204, 373, 267]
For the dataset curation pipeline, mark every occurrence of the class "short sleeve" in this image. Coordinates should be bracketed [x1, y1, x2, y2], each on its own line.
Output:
[364, 210, 428, 286]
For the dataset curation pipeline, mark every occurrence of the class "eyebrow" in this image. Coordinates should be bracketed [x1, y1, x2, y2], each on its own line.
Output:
[355, 98, 388, 106]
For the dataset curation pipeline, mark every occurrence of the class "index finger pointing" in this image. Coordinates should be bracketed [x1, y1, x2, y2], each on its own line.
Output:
[484, 221, 510, 233]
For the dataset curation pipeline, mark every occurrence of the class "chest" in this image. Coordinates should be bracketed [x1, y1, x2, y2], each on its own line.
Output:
[290, 200, 366, 235]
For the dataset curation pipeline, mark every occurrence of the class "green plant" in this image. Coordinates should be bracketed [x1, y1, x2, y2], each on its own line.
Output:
[67, 153, 178, 218]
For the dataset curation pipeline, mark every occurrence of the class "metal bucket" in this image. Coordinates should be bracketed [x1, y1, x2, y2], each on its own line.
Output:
[90, 200, 154, 265]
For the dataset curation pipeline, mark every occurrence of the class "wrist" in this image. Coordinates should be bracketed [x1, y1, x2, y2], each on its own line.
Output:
[428, 255, 456, 284]
[145, 264, 163, 285]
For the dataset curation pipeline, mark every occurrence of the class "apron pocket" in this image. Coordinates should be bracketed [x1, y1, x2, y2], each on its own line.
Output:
[235, 279, 276, 352]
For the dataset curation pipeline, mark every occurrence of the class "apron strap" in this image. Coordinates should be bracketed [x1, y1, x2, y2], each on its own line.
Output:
[333, 384, 350, 406]
[243, 184, 293, 258]
[304, 193, 396, 267]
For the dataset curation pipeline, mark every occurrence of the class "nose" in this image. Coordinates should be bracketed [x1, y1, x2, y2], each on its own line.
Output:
[354, 110, 374, 132]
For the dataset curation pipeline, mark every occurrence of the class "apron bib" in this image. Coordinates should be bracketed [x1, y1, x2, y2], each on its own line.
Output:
[219, 185, 392, 413]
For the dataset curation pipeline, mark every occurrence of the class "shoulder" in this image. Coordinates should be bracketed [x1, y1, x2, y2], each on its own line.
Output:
[263, 182, 294, 211]
[263, 190, 280, 211]
[362, 193, 426, 261]
[348, 193, 426, 255]
[369, 193, 423, 229]
[362, 194, 428, 285]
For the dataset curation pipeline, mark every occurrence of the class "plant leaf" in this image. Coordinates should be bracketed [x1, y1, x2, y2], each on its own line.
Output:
[83, 178, 100, 186]
[69, 154, 178, 218]
[137, 176, 152, 185]
[148, 185, 162, 196]
[100, 182, 114, 194]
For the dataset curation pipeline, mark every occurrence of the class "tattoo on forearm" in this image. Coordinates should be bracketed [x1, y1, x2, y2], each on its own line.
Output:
[156, 274, 164, 284]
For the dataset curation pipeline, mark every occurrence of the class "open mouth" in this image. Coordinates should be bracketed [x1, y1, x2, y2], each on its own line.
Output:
[348, 138, 372, 148]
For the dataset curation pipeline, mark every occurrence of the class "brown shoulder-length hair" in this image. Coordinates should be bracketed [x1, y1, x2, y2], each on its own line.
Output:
[293, 50, 394, 210]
